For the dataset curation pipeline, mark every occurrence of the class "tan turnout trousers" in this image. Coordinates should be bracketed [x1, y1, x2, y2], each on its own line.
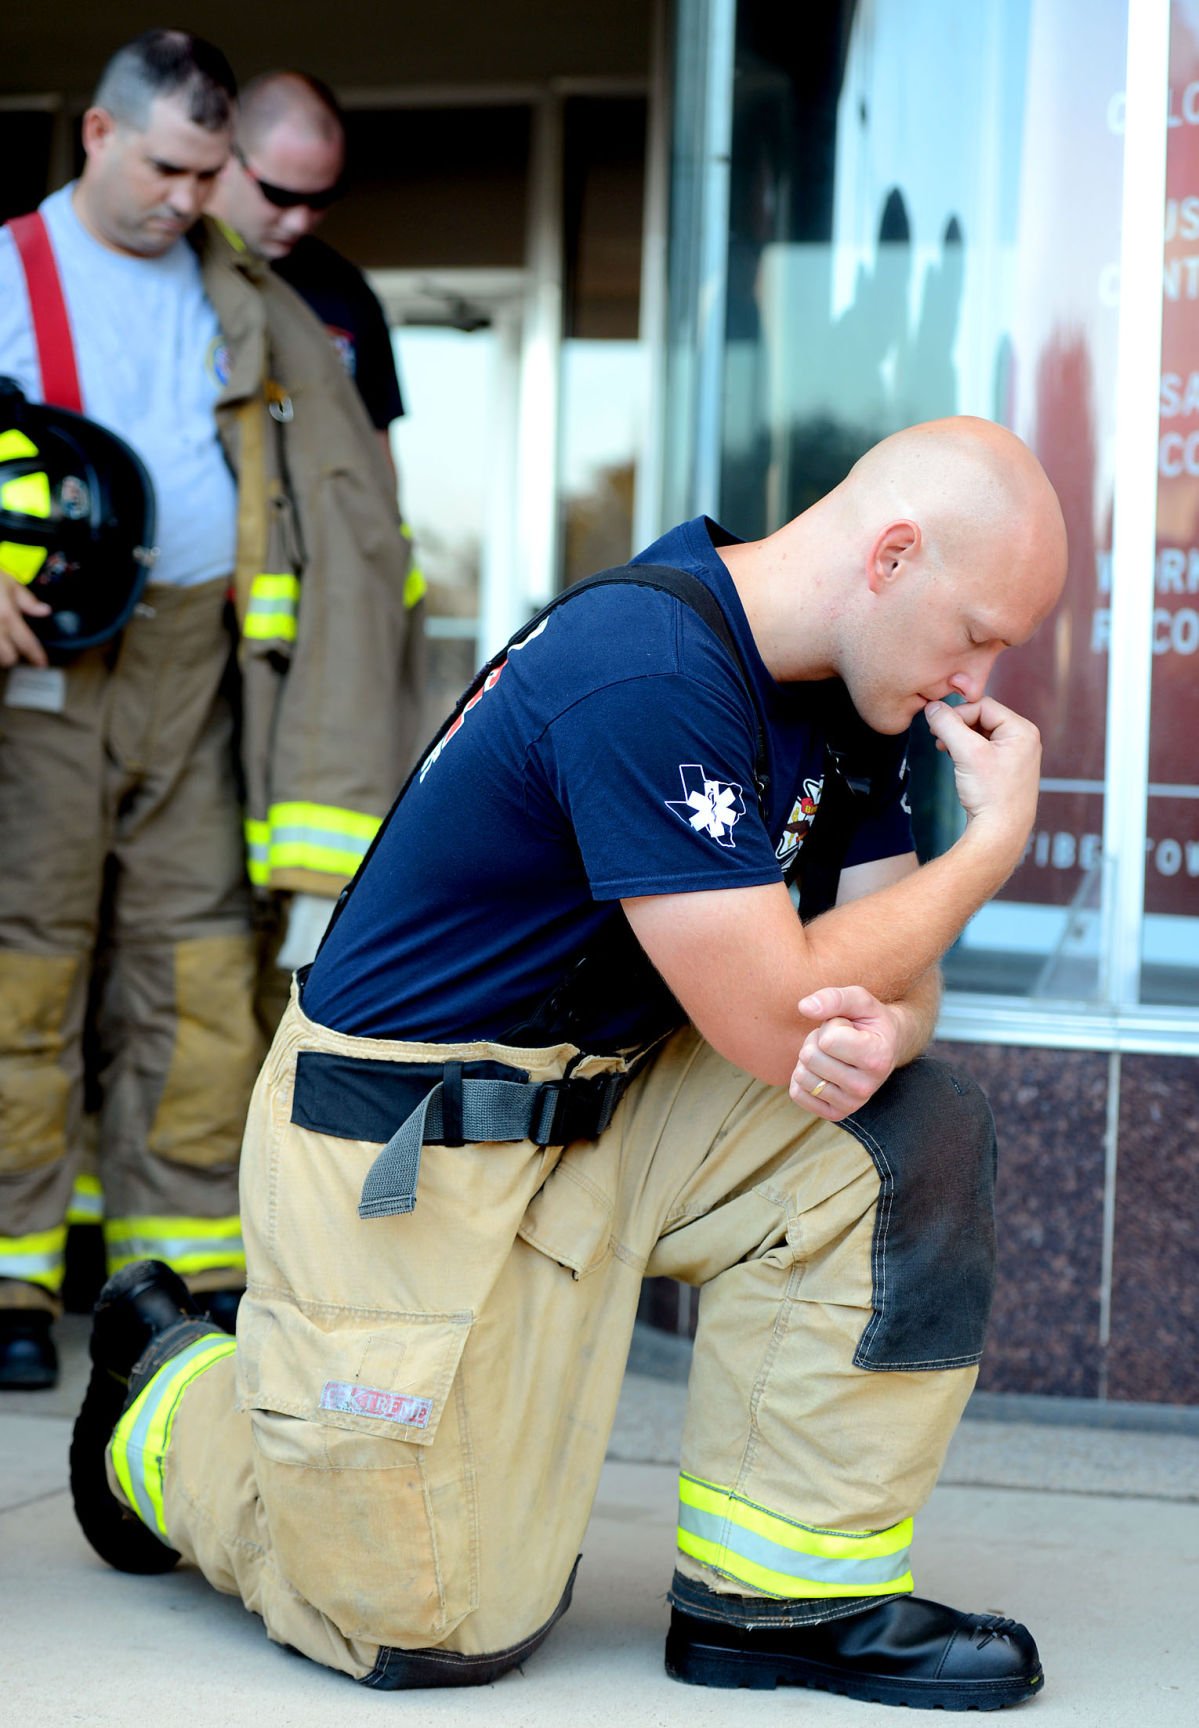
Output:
[129, 984, 998, 1687]
[0, 581, 262, 1311]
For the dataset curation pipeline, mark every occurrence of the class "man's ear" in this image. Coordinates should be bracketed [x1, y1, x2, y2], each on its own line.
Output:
[867, 520, 920, 593]
[80, 107, 116, 161]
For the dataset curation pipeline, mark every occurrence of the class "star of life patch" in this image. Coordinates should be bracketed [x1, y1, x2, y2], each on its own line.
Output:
[665, 763, 746, 848]
[320, 1380, 433, 1428]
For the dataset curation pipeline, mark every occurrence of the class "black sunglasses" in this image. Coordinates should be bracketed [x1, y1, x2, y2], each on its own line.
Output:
[233, 146, 341, 211]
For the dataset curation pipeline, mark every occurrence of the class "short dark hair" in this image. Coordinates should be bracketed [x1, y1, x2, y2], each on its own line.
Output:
[92, 28, 237, 133]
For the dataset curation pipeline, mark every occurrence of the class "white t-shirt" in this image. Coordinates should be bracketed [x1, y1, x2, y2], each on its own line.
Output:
[0, 184, 237, 586]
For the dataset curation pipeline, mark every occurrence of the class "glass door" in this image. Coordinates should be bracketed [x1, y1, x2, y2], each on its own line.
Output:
[371, 268, 528, 731]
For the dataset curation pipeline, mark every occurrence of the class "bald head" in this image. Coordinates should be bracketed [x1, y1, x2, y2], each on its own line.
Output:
[210, 70, 345, 258]
[237, 71, 344, 156]
[837, 416, 1067, 597]
[726, 416, 1068, 734]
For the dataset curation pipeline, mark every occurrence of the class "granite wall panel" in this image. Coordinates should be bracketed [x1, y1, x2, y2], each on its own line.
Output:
[930, 1042, 1108, 1399]
[1106, 1054, 1199, 1405]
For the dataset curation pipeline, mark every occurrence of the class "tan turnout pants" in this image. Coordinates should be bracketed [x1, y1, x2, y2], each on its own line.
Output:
[137, 985, 997, 1687]
[0, 581, 261, 1311]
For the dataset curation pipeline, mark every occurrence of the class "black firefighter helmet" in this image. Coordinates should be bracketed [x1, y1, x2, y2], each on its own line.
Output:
[0, 376, 157, 652]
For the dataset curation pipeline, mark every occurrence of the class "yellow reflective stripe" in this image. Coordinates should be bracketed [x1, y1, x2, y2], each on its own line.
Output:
[268, 801, 380, 842]
[0, 1226, 67, 1291]
[66, 1171, 104, 1224]
[0, 429, 39, 460]
[268, 839, 369, 877]
[677, 1474, 914, 1600]
[266, 801, 380, 878]
[250, 573, 299, 600]
[111, 1333, 236, 1539]
[399, 519, 427, 607]
[244, 805, 383, 885]
[2, 470, 51, 519]
[404, 564, 427, 608]
[244, 817, 270, 887]
[0, 540, 47, 584]
[213, 218, 248, 253]
[104, 1215, 244, 1278]
[244, 572, 299, 642]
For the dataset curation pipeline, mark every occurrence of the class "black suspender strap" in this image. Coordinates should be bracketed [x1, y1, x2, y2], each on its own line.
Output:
[315, 557, 902, 971]
[316, 562, 772, 958]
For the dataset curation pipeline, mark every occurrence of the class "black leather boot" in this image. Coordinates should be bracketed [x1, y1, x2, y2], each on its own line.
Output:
[200, 1286, 243, 1336]
[0, 1306, 58, 1390]
[665, 1580, 1044, 1711]
[69, 1259, 223, 1575]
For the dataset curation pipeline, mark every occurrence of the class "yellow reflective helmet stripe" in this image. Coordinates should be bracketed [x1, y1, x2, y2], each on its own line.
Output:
[0, 429, 39, 461]
[677, 1473, 914, 1599]
[66, 1171, 105, 1225]
[103, 1214, 245, 1278]
[2, 469, 51, 519]
[0, 540, 47, 584]
[243, 571, 299, 642]
[0, 1225, 67, 1292]
[110, 1333, 236, 1540]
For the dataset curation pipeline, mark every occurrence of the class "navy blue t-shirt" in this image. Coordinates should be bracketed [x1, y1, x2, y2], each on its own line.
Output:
[302, 518, 914, 1049]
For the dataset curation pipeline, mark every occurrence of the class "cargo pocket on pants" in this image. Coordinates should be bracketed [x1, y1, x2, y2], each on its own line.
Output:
[517, 1155, 613, 1279]
[239, 1297, 478, 1649]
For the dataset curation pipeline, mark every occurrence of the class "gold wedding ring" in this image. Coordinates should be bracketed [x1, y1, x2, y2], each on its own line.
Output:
[810, 1079, 828, 1099]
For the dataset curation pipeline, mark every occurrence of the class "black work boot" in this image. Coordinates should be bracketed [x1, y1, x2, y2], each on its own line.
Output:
[69, 1259, 223, 1574]
[200, 1286, 244, 1336]
[0, 1306, 58, 1390]
[665, 1577, 1044, 1711]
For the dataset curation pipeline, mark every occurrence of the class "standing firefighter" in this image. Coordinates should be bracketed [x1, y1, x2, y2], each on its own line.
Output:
[73, 418, 1067, 1710]
[0, 29, 422, 1389]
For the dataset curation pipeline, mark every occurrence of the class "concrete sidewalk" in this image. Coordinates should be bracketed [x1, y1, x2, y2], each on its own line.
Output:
[2, 1319, 1196, 1727]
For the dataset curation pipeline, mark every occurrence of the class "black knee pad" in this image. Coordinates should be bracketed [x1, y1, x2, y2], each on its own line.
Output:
[839, 1058, 997, 1372]
[361, 1559, 579, 1689]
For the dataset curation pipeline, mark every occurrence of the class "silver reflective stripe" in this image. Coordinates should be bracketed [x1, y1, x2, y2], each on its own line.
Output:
[0, 1248, 61, 1278]
[106, 1232, 244, 1263]
[270, 821, 371, 857]
[678, 1503, 912, 1588]
[120, 1335, 220, 1536]
[248, 597, 295, 618]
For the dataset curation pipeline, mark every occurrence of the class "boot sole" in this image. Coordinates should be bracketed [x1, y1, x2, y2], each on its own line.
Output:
[665, 1631, 1045, 1711]
[69, 1366, 182, 1574]
[68, 1260, 202, 1576]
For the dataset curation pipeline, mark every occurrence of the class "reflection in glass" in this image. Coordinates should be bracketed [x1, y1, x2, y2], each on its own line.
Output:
[390, 327, 488, 731]
[1142, 1, 1199, 1005]
[711, 0, 1128, 999]
[557, 96, 648, 590]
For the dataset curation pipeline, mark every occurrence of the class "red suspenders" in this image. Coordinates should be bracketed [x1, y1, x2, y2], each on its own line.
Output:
[7, 211, 84, 414]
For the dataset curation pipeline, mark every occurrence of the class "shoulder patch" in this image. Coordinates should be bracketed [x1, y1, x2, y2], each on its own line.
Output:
[666, 763, 745, 848]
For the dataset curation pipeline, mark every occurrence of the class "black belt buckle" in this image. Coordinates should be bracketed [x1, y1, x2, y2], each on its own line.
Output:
[534, 1070, 626, 1146]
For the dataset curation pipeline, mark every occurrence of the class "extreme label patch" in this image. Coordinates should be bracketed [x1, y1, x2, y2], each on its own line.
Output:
[320, 1380, 433, 1427]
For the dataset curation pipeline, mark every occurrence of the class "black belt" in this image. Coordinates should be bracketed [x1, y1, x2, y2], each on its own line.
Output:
[291, 1050, 637, 1219]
